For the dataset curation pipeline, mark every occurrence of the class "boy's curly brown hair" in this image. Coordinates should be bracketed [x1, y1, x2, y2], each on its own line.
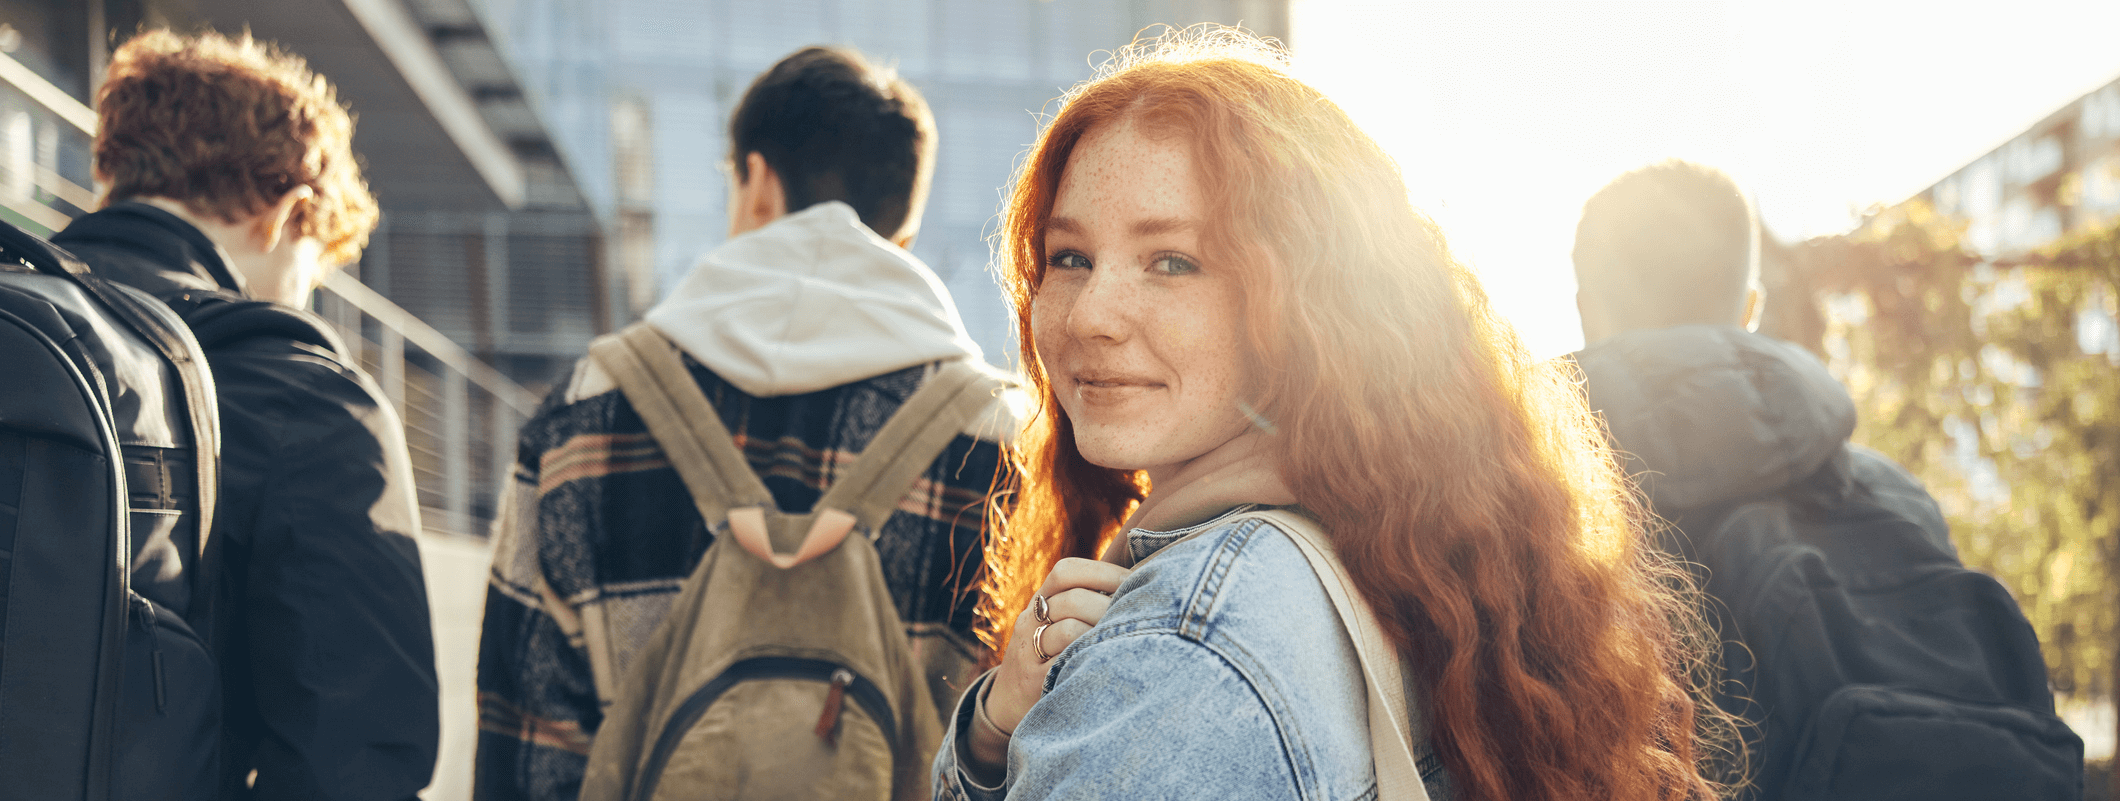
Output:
[95, 29, 378, 265]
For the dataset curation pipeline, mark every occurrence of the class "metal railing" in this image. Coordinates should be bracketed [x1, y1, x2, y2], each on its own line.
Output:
[315, 272, 538, 537]
[0, 54, 97, 236]
[3, 49, 532, 541]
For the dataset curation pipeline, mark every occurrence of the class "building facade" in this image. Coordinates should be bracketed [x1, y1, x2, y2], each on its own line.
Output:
[1921, 74, 2120, 256]
[478, 0, 1291, 367]
[0, 0, 603, 537]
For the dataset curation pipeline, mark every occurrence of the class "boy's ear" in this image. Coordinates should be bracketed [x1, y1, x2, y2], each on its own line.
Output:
[740, 152, 786, 226]
[1577, 292, 1606, 346]
[255, 186, 315, 253]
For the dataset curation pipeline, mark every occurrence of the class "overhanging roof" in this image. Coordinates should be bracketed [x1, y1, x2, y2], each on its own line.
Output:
[178, 0, 581, 212]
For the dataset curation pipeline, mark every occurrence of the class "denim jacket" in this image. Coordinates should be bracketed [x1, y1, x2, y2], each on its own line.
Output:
[932, 507, 1453, 800]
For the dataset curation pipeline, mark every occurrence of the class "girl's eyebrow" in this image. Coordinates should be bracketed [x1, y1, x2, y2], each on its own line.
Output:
[1047, 216, 1199, 237]
[1130, 217, 1198, 236]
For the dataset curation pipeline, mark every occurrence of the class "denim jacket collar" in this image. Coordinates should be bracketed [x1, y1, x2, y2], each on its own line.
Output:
[1125, 503, 1268, 564]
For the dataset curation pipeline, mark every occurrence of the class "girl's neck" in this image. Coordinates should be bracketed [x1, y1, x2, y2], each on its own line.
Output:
[1104, 427, 1295, 564]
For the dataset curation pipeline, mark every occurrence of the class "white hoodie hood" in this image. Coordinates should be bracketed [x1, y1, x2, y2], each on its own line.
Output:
[644, 201, 984, 398]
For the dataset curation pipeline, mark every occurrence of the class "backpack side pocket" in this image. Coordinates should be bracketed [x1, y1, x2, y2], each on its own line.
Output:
[118, 593, 220, 801]
[1787, 685, 2082, 801]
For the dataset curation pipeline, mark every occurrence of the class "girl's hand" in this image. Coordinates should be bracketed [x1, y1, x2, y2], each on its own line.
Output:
[966, 557, 1130, 769]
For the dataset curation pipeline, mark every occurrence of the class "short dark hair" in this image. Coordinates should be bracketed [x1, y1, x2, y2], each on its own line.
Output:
[1572, 160, 1756, 330]
[730, 47, 937, 241]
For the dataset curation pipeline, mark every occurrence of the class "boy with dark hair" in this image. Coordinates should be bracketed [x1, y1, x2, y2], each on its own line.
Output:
[1571, 161, 2079, 799]
[474, 46, 1011, 801]
[51, 29, 438, 801]
[728, 46, 937, 245]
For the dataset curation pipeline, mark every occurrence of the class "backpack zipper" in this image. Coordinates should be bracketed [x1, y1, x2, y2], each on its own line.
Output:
[130, 594, 167, 713]
[632, 656, 895, 801]
[815, 668, 854, 745]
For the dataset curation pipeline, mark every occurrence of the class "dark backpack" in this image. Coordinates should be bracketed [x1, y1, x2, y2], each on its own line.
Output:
[159, 289, 350, 359]
[0, 220, 223, 801]
[1667, 447, 2083, 800]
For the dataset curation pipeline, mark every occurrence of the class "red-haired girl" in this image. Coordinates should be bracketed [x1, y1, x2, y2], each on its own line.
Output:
[934, 27, 1726, 801]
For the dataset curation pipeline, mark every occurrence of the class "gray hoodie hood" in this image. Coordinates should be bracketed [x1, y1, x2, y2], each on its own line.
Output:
[644, 201, 983, 398]
[1576, 325, 1856, 512]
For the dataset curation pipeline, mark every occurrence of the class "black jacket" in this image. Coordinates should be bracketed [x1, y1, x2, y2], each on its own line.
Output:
[55, 203, 439, 801]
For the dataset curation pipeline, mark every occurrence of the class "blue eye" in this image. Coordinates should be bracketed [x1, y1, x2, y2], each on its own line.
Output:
[1047, 251, 1092, 271]
[1150, 254, 1200, 275]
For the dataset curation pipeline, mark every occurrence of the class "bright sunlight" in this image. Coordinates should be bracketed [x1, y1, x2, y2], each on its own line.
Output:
[1291, 0, 2120, 358]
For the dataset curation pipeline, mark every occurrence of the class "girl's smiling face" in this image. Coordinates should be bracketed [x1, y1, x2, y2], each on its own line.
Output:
[1031, 121, 1254, 483]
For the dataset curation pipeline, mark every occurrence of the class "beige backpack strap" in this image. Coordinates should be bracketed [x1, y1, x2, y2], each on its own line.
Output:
[1236, 508, 1432, 801]
[811, 360, 1001, 533]
[589, 325, 1005, 570]
[587, 324, 781, 554]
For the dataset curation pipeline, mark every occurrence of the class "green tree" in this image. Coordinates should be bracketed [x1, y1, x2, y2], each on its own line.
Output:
[1765, 201, 2119, 751]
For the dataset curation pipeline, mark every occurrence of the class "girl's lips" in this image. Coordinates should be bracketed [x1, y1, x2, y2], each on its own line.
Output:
[1072, 372, 1164, 389]
[1070, 375, 1164, 406]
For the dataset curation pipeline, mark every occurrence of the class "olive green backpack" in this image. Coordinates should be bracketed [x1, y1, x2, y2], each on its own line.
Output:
[577, 324, 1003, 801]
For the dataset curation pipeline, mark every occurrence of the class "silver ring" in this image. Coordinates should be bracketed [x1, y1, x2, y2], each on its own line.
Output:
[1032, 622, 1055, 663]
[1032, 594, 1051, 624]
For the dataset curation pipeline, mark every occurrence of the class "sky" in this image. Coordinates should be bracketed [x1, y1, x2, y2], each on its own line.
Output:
[1290, 0, 2120, 358]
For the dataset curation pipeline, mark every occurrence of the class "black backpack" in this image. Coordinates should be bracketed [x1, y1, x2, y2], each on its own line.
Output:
[1666, 447, 2083, 800]
[158, 266, 359, 801]
[161, 288, 351, 360]
[0, 220, 224, 800]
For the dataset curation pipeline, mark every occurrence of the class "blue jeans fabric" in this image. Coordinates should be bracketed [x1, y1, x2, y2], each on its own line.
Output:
[932, 508, 1452, 800]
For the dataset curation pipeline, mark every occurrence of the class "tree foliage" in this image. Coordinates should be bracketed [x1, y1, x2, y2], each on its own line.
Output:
[1763, 202, 2120, 699]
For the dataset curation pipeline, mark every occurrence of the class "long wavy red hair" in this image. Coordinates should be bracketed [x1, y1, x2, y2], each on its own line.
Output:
[976, 27, 1729, 801]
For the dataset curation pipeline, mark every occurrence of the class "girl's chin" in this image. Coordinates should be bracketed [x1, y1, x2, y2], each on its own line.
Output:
[1069, 436, 1166, 474]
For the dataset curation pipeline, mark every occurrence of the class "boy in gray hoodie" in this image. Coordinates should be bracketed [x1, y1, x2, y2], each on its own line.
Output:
[1570, 160, 2074, 799]
[473, 47, 1014, 801]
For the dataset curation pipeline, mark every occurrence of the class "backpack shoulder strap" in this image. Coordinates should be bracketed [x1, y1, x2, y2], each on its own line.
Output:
[0, 221, 221, 566]
[164, 290, 350, 361]
[812, 360, 1003, 535]
[1235, 508, 1433, 801]
[590, 323, 1005, 570]
[587, 322, 775, 537]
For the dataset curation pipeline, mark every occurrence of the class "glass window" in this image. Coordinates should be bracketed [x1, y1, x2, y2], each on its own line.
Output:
[612, 0, 711, 59]
[838, 0, 931, 78]
[939, 0, 1031, 82]
[0, 0, 88, 100]
[729, 0, 833, 71]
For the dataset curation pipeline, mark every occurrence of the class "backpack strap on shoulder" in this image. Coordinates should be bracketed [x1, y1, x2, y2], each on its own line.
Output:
[1233, 508, 1433, 801]
[163, 290, 351, 361]
[0, 221, 221, 565]
[589, 323, 776, 541]
[588, 323, 1005, 569]
[810, 360, 999, 536]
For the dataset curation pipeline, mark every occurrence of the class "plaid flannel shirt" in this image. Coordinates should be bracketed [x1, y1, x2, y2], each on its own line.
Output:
[474, 356, 1008, 801]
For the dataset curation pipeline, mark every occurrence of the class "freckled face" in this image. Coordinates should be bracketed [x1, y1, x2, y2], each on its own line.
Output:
[1031, 122, 1253, 480]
